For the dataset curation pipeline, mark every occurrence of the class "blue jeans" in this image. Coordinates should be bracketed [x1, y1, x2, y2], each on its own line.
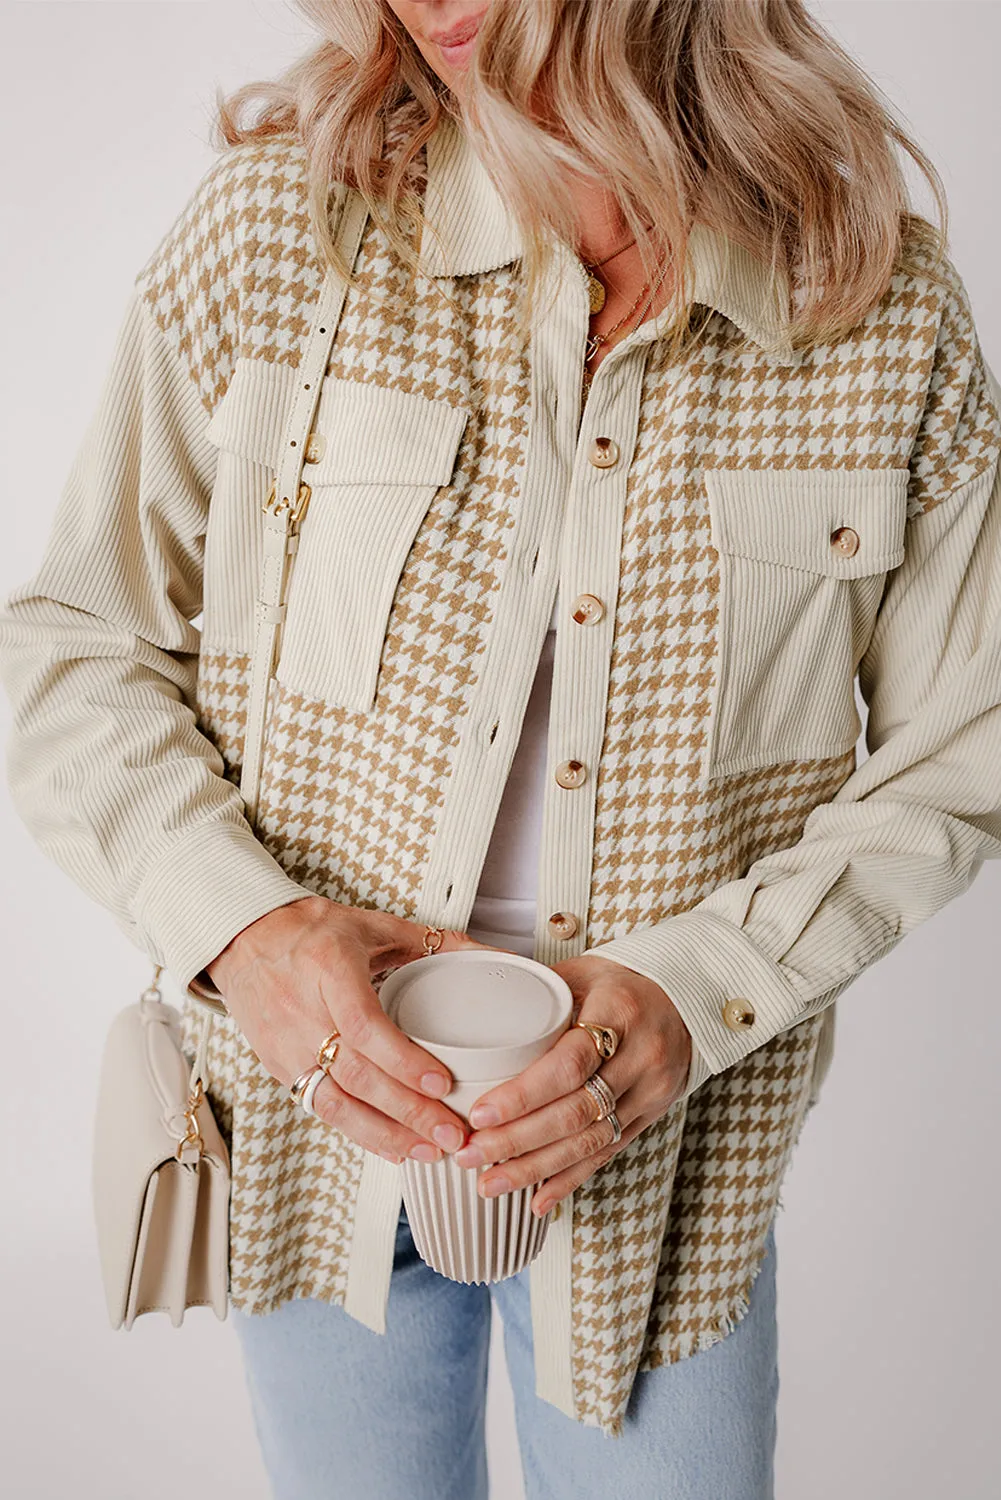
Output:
[232, 1204, 779, 1499]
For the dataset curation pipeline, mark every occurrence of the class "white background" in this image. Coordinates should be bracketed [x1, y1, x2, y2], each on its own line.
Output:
[1, 4, 999, 1497]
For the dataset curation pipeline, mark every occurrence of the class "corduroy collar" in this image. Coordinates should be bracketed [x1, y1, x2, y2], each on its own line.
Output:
[419, 110, 796, 363]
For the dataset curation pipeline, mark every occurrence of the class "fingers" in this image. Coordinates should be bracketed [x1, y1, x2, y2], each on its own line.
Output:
[465, 1021, 617, 1131]
[530, 1112, 649, 1218]
[316, 1041, 468, 1157]
[308, 1074, 441, 1164]
[470, 1086, 641, 1202]
[454, 1070, 615, 1169]
[314, 943, 459, 1102]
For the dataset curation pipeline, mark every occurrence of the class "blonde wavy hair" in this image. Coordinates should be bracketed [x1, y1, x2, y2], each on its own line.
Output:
[213, 0, 951, 360]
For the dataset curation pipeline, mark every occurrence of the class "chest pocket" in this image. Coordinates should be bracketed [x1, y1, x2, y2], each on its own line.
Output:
[205, 362, 469, 713]
[702, 465, 910, 780]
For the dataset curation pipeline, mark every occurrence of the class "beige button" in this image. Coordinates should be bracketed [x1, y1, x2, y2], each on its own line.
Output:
[570, 592, 605, 625]
[554, 759, 587, 789]
[548, 911, 580, 940]
[721, 998, 756, 1031]
[304, 432, 326, 464]
[588, 436, 620, 469]
[830, 525, 860, 557]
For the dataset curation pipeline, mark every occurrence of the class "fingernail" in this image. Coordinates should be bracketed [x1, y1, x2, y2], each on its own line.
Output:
[410, 1143, 442, 1162]
[469, 1104, 498, 1128]
[433, 1123, 464, 1151]
[479, 1174, 511, 1198]
[454, 1144, 483, 1168]
[421, 1072, 450, 1098]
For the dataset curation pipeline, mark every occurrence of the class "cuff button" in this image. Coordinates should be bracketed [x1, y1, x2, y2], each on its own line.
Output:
[722, 998, 756, 1031]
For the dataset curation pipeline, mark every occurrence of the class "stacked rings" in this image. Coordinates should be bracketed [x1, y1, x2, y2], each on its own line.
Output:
[582, 1073, 622, 1145]
[583, 1073, 616, 1119]
[289, 1027, 344, 1118]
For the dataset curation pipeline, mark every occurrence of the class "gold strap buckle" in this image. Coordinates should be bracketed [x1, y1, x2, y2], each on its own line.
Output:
[175, 1077, 207, 1161]
[264, 479, 312, 533]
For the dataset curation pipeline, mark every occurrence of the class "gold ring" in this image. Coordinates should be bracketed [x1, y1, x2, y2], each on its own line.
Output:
[582, 1073, 616, 1122]
[422, 925, 445, 956]
[316, 1029, 341, 1069]
[574, 1021, 619, 1060]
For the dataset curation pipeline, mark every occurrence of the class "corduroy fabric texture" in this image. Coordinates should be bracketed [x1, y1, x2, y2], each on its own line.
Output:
[2, 99, 1001, 1436]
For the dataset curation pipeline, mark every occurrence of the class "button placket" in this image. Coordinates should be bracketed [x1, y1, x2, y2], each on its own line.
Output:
[533, 346, 642, 968]
[411, 251, 584, 932]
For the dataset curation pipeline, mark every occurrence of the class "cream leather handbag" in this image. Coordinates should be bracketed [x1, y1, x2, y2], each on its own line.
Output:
[90, 183, 372, 1331]
[92, 972, 231, 1329]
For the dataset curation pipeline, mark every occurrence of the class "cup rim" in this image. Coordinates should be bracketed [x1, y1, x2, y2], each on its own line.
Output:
[379, 948, 574, 1057]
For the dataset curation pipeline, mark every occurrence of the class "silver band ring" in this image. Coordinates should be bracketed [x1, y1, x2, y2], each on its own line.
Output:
[582, 1073, 616, 1122]
[606, 1110, 622, 1145]
[289, 1063, 325, 1112]
[289, 1066, 318, 1103]
[300, 1066, 328, 1118]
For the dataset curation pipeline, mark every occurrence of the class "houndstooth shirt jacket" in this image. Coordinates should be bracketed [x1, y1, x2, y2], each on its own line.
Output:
[2, 99, 1001, 1436]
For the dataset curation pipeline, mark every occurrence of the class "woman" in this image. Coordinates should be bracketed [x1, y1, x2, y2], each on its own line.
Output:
[2, 1, 999, 1496]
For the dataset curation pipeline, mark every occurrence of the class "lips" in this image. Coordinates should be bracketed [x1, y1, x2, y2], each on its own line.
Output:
[429, 16, 483, 49]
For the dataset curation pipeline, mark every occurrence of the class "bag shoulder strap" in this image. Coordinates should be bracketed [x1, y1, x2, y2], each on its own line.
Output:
[241, 185, 372, 825]
[173, 183, 372, 1086]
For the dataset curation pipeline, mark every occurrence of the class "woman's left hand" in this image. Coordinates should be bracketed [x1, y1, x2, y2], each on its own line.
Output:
[452, 953, 693, 1218]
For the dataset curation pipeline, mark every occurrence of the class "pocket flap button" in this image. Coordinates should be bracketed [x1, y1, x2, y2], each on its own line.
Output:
[722, 998, 756, 1031]
[304, 432, 326, 464]
[830, 525, 860, 557]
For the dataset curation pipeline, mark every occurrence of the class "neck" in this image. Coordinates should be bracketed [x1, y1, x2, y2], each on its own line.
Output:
[571, 177, 644, 267]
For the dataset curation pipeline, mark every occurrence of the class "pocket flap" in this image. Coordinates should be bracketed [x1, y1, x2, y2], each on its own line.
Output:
[307, 377, 469, 486]
[204, 357, 294, 468]
[205, 358, 468, 488]
[704, 466, 910, 577]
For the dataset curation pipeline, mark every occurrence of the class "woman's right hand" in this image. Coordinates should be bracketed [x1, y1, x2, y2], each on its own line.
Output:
[204, 894, 495, 1164]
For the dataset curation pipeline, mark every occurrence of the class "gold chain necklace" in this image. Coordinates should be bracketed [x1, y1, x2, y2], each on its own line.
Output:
[578, 258, 673, 402]
[580, 234, 638, 314]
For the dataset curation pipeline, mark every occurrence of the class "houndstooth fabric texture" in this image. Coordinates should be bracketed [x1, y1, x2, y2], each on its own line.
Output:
[150, 102, 1000, 1435]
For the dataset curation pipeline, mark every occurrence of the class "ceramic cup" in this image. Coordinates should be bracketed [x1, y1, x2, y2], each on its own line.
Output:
[377, 949, 574, 1284]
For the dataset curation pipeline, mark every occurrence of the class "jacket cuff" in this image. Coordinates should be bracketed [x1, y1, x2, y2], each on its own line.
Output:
[133, 819, 318, 1004]
[586, 908, 806, 1083]
[682, 1038, 714, 1099]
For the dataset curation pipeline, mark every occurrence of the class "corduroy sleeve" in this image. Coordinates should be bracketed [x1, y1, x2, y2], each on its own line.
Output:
[588, 297, 1001, 1106]
[0, 280, 316, 998]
